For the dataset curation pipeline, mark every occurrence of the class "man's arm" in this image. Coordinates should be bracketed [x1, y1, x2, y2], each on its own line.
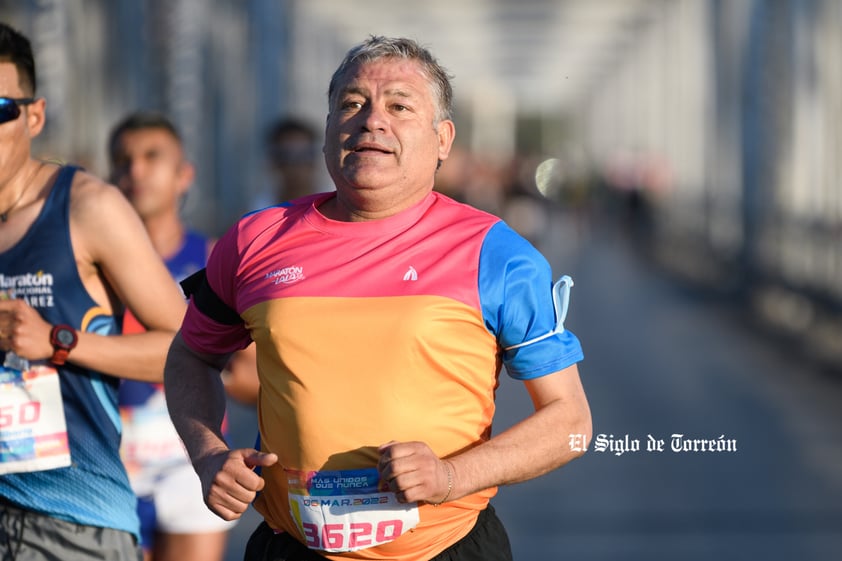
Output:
[72, 173, 186, 381]
[164, 331, 277, 520]
[0, 173, 185, 382]
[378, 364, 591, 504]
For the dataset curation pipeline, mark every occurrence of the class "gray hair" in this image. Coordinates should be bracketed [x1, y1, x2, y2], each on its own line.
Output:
[328, 36, 454, 124]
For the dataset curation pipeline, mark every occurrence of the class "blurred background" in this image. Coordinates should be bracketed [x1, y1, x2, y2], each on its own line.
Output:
[2, 0, 841, 559]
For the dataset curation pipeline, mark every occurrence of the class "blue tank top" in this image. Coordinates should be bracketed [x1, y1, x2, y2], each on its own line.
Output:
[0, 166, 139, 537]
[165, 230, 208, 283]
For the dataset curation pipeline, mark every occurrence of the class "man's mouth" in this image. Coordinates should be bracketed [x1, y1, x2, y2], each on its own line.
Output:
[351, 142, 392, 154]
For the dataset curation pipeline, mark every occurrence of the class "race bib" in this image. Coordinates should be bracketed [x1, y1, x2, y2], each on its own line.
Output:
[120, 390, 187, 473]
[287, 468, 420, 553]
[0, 363, 71, 475]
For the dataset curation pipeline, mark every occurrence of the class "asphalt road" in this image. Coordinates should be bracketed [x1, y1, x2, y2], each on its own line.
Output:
[222, 210, 842, 560]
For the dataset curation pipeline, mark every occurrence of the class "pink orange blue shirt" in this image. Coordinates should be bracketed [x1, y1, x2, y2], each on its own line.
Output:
[180, 191, 583, 560]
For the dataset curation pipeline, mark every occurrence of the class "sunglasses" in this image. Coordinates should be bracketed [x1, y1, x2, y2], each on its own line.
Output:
[0, 97, 37, 125]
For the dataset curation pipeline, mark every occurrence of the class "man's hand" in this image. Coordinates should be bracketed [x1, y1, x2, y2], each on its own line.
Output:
[0, 299, 52, 359]
[194, 448, 279, 520]
[377, 441, 453, 505]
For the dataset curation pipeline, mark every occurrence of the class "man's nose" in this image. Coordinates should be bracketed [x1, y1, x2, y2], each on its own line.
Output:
[360, 103, 388, 132]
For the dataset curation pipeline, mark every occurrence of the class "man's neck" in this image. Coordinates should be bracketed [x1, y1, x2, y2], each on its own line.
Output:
[0, 159, 47, 214]
[142, 211, 186, 260]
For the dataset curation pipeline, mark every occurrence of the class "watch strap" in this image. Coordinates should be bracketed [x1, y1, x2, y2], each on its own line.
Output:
[50, 324, 78, 366]
[50, 347, 71, 366]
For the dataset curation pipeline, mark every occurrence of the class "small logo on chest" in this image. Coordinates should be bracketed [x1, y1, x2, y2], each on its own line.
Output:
[266, 266, 305, 285]
[402, 266, 418, 281]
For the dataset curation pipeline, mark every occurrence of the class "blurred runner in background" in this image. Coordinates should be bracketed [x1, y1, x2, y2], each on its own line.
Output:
[108, 110, 258, 561]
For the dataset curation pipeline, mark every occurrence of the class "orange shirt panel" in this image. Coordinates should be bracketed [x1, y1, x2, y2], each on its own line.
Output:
[245, 295, 500, 560]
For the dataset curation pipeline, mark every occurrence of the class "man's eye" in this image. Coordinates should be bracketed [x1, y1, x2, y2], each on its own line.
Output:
[393, 104, 407, 112]
[341, 100, 362, 110]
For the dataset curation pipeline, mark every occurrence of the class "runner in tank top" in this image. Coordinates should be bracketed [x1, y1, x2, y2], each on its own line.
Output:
[0, 23, 185, 561]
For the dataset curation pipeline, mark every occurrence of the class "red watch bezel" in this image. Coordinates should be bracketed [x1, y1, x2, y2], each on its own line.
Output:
[50, 324, 78, 366]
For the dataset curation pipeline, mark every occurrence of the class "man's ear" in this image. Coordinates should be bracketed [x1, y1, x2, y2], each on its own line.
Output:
[436, 119, 455, 163]
[26, 97, 47, 138]
[176, 160, 196, 197]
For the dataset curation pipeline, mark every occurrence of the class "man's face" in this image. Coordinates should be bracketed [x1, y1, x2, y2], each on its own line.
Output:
[268, 130, 316, 200]
[323, 58, 454, 212]
[0, 62, 42, 185]
[109, 128, 193, 220]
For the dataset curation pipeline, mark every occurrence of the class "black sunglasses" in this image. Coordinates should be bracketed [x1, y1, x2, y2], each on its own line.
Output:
[0, 97, 37, 125]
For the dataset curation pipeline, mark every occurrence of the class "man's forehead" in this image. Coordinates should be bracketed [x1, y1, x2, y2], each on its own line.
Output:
[120, 128, 179, 146]
[340, 59, 427, 90]
[114, 129, 183, 158]
[0, 61, 24, 95]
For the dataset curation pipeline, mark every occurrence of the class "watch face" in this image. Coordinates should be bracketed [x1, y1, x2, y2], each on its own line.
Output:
[56, 329, 76, 347]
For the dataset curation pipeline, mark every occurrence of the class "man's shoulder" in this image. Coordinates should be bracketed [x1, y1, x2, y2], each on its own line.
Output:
[428, 191, 501, 230]
[431, 190, 496, 214]
[237, 193, 323, 231]
[242, 192, 326, 218]
[65, 167, 147, 253]
[66, 168, 130, 218]
[67, 167, 115, 198]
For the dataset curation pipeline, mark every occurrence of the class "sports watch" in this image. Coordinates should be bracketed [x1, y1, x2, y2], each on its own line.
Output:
[49, 324, 78, 365]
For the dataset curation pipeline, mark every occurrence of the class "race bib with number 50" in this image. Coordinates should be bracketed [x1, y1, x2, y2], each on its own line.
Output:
[0, 364, 71, 475]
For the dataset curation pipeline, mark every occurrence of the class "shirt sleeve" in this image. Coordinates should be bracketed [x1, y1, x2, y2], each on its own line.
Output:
[180, 223, 253, 355]
[478, 221, 584, 380]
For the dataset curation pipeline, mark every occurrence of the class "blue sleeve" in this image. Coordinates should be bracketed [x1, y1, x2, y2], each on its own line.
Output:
[478, 221, 584, 380]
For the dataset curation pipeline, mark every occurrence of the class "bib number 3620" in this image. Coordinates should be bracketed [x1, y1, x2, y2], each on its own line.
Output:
[287, 468, 419, 553]
[302, 518, 405, 550]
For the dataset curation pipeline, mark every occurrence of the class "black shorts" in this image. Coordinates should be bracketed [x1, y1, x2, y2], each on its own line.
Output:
[0, 498, 142, 561]
[244, 504, 513, 561]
